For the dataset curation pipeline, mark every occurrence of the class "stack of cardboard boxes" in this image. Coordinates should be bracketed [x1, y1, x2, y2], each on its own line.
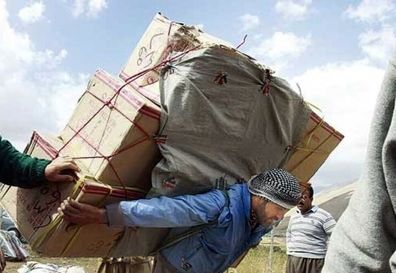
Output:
[0, 13, 343, 257]
[1, 69, 162, 256]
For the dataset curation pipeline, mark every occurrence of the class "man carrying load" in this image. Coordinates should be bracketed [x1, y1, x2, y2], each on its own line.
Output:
[59, 168, 301, 273]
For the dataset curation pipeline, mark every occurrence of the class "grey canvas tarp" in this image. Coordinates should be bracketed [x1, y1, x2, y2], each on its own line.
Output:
[109, 45, 311, 257]
[150, 45, 311, 196]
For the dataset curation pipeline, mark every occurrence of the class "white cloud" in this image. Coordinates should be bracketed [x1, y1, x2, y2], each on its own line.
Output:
[239, 14, 260, 31]
[34, 49, 68, 69]
[44, 72, 89, 129]
[292, 60, 385, 184]
[345, 0, 396, 23]
[359, 25, 396, 65]
[71, 0, 85, 17]
[275, 0, 312, 21]
[18, 1, 45, 24]
[195, 24, 204, 30]
[71, 0, 108, 18]
[248, 32, 311, 70]
[0, 0, 86, 149]
[87, 0, 107, 17]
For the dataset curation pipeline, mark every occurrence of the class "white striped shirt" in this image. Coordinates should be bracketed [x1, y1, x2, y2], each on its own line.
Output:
[286, 206, 336, 259]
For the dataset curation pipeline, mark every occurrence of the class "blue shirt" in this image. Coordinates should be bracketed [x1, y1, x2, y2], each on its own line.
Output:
[106, 183, 271, 273]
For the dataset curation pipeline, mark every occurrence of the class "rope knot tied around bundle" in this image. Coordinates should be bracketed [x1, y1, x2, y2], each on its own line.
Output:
[104, 100, 114, 110]
[262, 68, 274, 96]
[214, 71, 228, 85]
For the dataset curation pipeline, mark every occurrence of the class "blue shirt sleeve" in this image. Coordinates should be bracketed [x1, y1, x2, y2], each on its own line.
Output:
[106, 189, 227, 228]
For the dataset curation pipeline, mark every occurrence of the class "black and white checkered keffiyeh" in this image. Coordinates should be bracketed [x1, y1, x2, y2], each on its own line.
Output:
[248, 168, 301, 209]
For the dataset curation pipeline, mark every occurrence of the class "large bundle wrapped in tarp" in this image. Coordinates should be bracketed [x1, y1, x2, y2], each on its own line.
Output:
[109, 42, 344, 257]
[108, 44, 325, 257]
[104, 15, 342, 259]
[149, 45, 311, 196]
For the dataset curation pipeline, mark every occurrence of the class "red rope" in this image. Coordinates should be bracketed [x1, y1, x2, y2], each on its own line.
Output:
[262, 69, 272, 96]
[65, 125, 127, 189]
[71, 136, 150, 164]
[86, 90, 151, 139]
[123, 45, 201, 85]
[112, 136, 150, 157]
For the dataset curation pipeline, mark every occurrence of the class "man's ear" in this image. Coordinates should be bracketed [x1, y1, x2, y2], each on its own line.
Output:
[251, 195, 265, 209]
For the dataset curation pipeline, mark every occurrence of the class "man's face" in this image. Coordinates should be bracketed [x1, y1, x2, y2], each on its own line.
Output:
[297, 190, 313, 214]
[255, 199, 287, 228]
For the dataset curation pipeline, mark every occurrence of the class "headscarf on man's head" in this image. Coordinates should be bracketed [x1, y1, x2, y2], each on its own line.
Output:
[248, 168, 301, 209]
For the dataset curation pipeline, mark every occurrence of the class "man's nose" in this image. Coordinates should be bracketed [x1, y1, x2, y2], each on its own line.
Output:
[276, 212, 285, 221]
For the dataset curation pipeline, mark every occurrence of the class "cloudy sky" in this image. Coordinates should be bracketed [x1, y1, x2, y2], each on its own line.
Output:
[1, 0, 395, 189]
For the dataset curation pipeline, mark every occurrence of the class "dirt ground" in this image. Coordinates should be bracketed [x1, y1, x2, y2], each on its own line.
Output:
[5, 253, 100, 273]
[5, 242, 287, 273]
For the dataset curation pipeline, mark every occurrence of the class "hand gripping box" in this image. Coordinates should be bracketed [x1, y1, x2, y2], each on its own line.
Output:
[32, 178, 143, 257]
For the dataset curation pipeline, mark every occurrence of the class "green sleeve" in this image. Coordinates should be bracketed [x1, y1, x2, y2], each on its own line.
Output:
[0, 135, 51, 188]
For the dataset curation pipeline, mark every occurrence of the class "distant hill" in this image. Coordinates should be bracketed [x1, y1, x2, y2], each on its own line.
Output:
[273, 182, 356, 238]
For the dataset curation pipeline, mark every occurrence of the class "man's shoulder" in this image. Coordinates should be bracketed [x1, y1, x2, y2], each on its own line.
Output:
[229, 183, 245, 190]
[227, 183, 247, 195]
[227, 183, 250, 210]
[288, 210, 300, 220]
[315, 207, 334, 218]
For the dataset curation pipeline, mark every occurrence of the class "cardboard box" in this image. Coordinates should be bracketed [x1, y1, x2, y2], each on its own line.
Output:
[119, 13, 233, 105]
[0, 132, 145, 257]
[60, 69, 161, 191]
[283, 111, 344, 183]
[32, 178, 142, 257]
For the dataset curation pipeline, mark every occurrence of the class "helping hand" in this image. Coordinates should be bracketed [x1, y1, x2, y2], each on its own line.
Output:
[58, 197, 108, 225]
[45, 156, 80, 183]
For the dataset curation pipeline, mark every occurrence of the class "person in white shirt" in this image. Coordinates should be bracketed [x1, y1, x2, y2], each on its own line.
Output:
[286, 184, 336, 273]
